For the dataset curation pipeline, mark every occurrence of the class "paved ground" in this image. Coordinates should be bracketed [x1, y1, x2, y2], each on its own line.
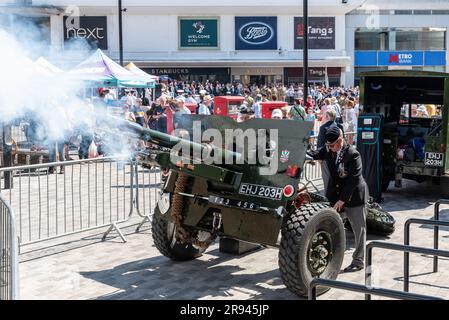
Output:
[13, 175, 449, 300]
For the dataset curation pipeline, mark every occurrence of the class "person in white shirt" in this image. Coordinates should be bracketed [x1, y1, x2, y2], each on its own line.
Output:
[185, 94, 197, 104]
[198, 95, 212, 115]
[253, 94, 263, 118]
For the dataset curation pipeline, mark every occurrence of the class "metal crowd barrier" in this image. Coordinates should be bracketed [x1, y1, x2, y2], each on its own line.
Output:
[0, 157, 135, 248]
[433, 199, 449, 272]
[0, 194, 19, 300]
[132, 164, 162, 232]
[404, 217, 449, 292]
[11, 125, 27, 144]
[301, 162, 322, 192]
[365, 241, 449, 300]
[308, 278, 441, 300]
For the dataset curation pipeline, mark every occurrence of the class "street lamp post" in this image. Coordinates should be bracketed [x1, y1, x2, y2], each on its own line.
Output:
[303, 0, 309, 95]
[118, 0, 124, 66]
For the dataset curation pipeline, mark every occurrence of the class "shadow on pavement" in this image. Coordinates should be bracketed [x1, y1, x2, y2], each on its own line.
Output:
[80, 247, 303, 300]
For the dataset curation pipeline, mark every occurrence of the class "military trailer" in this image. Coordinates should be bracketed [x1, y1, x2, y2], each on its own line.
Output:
[116, 116, 345, 297]
[359, 70, 449, 199]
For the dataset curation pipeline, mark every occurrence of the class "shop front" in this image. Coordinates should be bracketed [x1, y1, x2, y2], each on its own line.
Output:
[231, 67, 284, 85]
[142, 67, 230, 83]
[284, 67, 342, 86]
[354, 50, 447, 85]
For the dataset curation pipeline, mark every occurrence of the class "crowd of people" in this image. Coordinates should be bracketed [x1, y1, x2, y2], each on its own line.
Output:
[10, 81, 360, 174]
[106, 81, 361, 147]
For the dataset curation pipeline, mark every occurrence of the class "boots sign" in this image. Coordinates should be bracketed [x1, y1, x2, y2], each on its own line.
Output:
[294, 17, 335, 50]
[63, 16, 108, 50]
[235, 17, 277, 50]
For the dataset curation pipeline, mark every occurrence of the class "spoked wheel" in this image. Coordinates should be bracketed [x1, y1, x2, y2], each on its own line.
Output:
[151, 206, 207, 261]
[307, 231, 334, 276]
[279, 203, 345, 297]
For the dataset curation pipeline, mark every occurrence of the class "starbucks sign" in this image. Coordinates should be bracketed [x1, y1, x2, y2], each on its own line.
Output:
[179, 17, 219, 49]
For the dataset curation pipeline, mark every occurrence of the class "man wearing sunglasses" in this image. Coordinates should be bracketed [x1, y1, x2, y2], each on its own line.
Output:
[307, 126, 367, 272]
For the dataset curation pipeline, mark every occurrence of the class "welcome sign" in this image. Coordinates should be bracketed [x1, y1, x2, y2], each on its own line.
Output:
[63, 16, 108, 50]
[235, 17, 277, 50]
[179, 17, 219, 49]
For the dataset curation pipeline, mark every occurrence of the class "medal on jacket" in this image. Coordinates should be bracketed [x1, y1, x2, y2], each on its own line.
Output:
[338, 163, 348, 178]
[336, 148, 348, 178]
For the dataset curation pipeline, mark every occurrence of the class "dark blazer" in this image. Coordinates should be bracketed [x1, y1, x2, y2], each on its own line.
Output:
[308, 143, 367, 208]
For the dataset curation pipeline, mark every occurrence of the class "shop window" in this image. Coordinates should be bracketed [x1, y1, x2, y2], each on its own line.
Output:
[355, 30, 388, 50]
[396, 29, 446, 50]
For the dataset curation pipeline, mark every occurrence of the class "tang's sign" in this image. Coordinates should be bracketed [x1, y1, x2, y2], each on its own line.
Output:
[63, 16, 108, 50]
[294, 17, 335, 50]
[235, 17, 277, 50]
[179, 17, 219, 49]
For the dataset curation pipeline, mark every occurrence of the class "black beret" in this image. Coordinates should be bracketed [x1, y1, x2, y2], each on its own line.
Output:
[325, 126, 341, 144]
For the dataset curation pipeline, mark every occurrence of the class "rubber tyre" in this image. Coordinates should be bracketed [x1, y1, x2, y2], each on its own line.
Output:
[151, 205, 206, 261]
[366, 205, 395, 237]
[279, 203, 345, 297]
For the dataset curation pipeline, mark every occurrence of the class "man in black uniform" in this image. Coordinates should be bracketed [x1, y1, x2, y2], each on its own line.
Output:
[307, 126, 367, 272]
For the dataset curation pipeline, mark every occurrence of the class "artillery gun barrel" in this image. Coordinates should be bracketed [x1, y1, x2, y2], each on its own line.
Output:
[112, 117, 244, 163]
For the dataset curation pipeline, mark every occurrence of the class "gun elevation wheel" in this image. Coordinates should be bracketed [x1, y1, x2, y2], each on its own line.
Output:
[279, 203, 345, 297]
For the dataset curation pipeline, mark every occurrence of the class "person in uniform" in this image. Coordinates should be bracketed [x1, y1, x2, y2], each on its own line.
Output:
[307, 126, 367, 272]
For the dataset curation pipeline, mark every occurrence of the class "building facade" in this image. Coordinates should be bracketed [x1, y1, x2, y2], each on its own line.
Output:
[2, 0, 448, 86]
[346, 0, 449, 86]
[2, 0, 364, 86]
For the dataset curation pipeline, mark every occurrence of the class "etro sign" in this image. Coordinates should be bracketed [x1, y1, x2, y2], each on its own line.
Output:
[63, 16, 108, 50]
[378, 51, 423, 66]
[235, 17, 277, 50]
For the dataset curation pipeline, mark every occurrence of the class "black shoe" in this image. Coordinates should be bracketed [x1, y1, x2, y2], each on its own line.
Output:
[48, 166, 55, 174]
[343, 263, 364, 273]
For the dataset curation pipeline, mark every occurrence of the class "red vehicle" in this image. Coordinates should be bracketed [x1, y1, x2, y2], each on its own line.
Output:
[185, 103, 198, 114]
[261, 101, 288, 119]
[213, 96, 245, 120]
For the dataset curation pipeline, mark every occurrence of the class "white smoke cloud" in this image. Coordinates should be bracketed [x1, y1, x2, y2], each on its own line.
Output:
[0, 18, 133, 159]
[0, 27, 92, 140]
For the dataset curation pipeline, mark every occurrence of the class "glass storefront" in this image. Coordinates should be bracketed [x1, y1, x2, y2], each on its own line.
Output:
[354, 27, 447, 86]
[355, 29, 389, 50]
[355, 27, 446, 51]
[284, 67, 342, 86]
[231, 67, 284, 86]
[396, 28, 446, 50]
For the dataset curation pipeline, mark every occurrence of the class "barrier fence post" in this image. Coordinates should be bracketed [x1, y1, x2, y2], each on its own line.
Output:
[433, 200, 449, 272]
[0, 194, 19, 300]
[0, 157, 136, 250]
[404, 217, 449, 292]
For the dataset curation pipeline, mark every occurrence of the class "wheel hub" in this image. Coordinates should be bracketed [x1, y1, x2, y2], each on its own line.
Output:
[308, 231, 333, 276]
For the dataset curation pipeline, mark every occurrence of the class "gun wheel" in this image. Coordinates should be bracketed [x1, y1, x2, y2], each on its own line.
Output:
[279, 203, 345, 297]
[151, 206, 206, 261]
